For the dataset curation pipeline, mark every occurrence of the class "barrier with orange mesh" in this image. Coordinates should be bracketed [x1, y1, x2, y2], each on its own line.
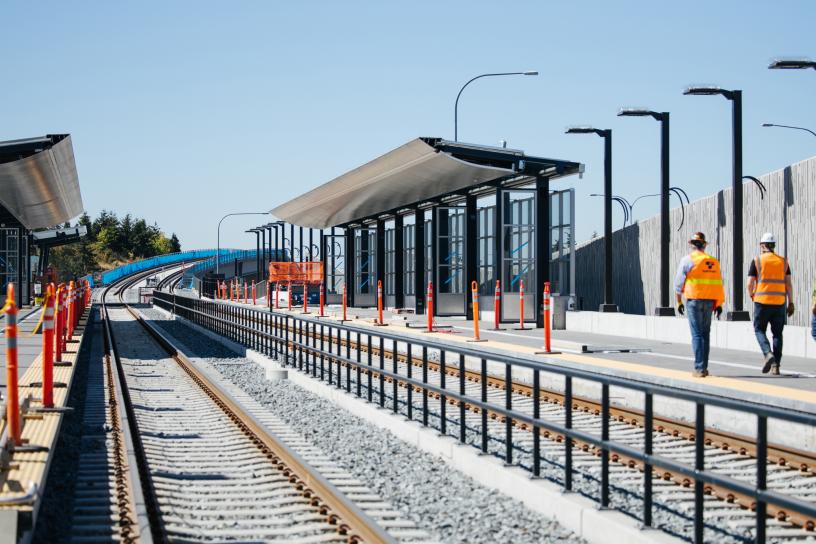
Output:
[268, 262, 324, 284]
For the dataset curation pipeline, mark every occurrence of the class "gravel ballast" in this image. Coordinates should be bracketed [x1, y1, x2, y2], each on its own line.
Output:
[145, 310, 584, 543]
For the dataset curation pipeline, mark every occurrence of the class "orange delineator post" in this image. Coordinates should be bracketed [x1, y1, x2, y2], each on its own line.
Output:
[43, 284, 55, 408]
[302, 282, 309, 313]
[376, 280, 384, 325]
[319, 283, 325, 317]
[342, 283, 348, 321]
[470, 281, 481, 341]
[426, 281, 434, 332]
[517, 279, 529, 330]
[543, 281, 552, 352]
[244, 282, 248, 304]
[493, 280, 502, 330]
[67, 281, 76, 340]
[5, 284, 21, 446]
[287, 281, 292, 310]
[54, 285, 63, 363]
[252, 282, 256, 306]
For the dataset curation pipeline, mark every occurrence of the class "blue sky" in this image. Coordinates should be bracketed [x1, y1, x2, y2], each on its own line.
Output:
[2, 1, 814, 249]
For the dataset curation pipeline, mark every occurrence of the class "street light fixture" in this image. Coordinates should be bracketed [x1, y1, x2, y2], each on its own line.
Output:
[566, 125, 618, 312]
[768, 57, 816, 70]
[761, 123, 816, 138]
[454, 71, 538, 141]
[589, 193, 631, 227]
[618, 107, 674, 316]
[683, 85, 749, 321]
[217, 212, 270, 274]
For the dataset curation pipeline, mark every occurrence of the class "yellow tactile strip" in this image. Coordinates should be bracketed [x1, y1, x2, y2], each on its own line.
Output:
[268, 305, 816, 406]
[0, 311, 90, 512]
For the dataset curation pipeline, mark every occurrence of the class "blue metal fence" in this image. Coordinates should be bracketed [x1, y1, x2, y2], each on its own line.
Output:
[99, 249, 233, 286]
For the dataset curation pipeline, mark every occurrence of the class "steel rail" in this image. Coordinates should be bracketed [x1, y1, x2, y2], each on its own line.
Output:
[114, 276, 394, 543]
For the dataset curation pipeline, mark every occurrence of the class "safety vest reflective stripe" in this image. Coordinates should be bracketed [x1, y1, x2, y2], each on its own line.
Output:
[685, 278, 723, 285]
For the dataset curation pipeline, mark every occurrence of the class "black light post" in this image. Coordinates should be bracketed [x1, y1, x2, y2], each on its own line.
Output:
[618, 108, 674, 316]
[566, 126, 618, 312]
[683, 85, 749, 321]
[216, 212, 270, 274]
[246, 228, 261, 282]
[768, 57, 816, 70]
[761, 123, 816, 138]
[454, 71, 538, 141]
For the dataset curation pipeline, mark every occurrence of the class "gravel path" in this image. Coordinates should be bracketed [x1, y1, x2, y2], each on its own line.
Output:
[145, 309, 584, 544]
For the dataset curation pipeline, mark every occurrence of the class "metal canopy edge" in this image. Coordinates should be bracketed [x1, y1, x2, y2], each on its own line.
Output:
[271, 137, 582, 229]
[0, 134, 83, 230]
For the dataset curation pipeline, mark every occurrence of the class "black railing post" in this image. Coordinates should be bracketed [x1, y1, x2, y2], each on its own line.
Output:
[533, 368, 540, 477]
[564, 376, 573, 491]
[422, 346, 428, 427]
[644, 392, 654, 527]
[601, 383, 610, 507]
[459, 354, 466, 443]
[406, 347, 413, 420]
[505, 363, 512, 465]
[392, 339, 399, 413]
[756, 415, 767, 543]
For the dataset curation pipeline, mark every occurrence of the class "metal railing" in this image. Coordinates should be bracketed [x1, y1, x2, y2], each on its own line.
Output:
[152, 290, 816, 543]
[99, 249, 230, 286]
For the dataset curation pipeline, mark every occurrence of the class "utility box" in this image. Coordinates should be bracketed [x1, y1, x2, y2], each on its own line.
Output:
[552, 295, 569, 330]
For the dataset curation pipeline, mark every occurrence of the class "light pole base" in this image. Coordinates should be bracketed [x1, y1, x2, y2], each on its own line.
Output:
[654, 306, 676, 317]
[727, 310, 751, 322]
[599, 304, 619, 313]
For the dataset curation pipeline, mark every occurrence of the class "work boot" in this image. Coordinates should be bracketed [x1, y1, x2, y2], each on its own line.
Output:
[761, 352, 776, 374]
[770, 364, 780, 376]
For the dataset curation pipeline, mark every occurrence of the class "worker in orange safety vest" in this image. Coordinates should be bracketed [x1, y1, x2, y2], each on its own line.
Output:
[674, 232, 725, 378]
[747, 232, 793, 376]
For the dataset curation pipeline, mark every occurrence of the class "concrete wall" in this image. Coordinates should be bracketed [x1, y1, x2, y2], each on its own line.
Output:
[575, 155, 816, 327]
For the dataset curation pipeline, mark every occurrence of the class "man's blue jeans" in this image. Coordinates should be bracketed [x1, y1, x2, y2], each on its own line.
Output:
[812, 313, 816, 341]
[753, 302, 785, 364]
[687, 299, 713, 372]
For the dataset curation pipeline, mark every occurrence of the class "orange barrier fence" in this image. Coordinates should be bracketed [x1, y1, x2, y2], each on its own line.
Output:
[268, 262, 324, 284]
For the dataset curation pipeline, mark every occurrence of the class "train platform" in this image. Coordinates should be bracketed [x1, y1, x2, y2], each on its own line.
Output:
[221, 297, 816, 414]
[0, 303, 90, 542]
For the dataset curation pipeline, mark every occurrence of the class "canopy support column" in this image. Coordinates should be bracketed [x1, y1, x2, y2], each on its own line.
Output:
[465, 194, 477, 321]
[414, 210, 425, 314]
[535, 176, 551, 328]
[394, 215, 404, 309]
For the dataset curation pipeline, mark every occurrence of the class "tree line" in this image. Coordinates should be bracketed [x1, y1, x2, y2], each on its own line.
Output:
[49, 210, 181, 280]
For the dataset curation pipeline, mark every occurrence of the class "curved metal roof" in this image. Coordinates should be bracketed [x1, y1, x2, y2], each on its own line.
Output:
[0, 134, 83, 229]
[272, 137, 582, 229]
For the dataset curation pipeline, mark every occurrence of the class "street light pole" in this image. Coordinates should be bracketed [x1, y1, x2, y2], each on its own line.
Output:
[454, 71, 538, 141]
[566, 126, 618, 312]
[761, 123, 816, 138]
[618, 108, 673, 316]
[683, 86, 749, 321]
[217, 212, 270, 274]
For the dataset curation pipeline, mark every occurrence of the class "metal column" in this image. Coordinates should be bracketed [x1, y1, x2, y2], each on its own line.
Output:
[345, 228, 355, 307]
[465, 194, 477, 320]
[494, 188, 503, 321]
[728, 91, 749, 321]
[376, 220, 385, 297]
[656, 113, 675, 316]
[535, 176, 550, 328]
[600, 131, 618, 312]
[414, 210, 425, 314]
[394, 215, 404, 309]
[289, 224, 295, 262]
[430, 207, 438, 316]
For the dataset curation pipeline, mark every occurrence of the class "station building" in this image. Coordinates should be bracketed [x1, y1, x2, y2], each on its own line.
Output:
[272, 138, 582, 327]
[0, 135, 83, 306]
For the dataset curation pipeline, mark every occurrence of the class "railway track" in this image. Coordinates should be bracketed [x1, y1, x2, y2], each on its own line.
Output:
[155, 296, 816, 542]
[67, 269, 432, 542]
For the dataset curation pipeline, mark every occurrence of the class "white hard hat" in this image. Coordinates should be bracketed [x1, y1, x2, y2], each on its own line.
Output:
[760, 232, 776, 244]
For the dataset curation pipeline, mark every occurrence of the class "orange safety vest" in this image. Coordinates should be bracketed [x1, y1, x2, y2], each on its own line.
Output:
[684, 251, 725, 304]
[753, 252, 787, 305]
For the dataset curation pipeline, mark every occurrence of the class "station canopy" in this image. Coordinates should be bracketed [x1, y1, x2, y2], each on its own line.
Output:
[0, 134, 83, 229]
[272, 137, 582, 229]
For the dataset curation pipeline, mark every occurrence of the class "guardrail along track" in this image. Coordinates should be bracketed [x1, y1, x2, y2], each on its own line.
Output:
[103, 277, 405, 543]
[153, 292, 816, 543]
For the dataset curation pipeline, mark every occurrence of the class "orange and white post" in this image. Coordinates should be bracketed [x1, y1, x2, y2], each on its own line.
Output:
[302, 282, 309, 313]
[54, 284, 63, 363]
[4, 284, 21, 446]
[287, 281, 292, 310]
[376, 280, 385, 325]
[319, 282, 326, 317]
[542, 282, 552, 352]
[67, 280, 76, 340]
[516, 279, 529, 330]
[252, 282, 256, 306]
[426, 281, 434, 333]
[468, 281, 486, 342]
[42, 284, 55, 408]
[243, 282, 248, 304]
[493, 279, 502, 330]
[341, 283, 348, 321]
